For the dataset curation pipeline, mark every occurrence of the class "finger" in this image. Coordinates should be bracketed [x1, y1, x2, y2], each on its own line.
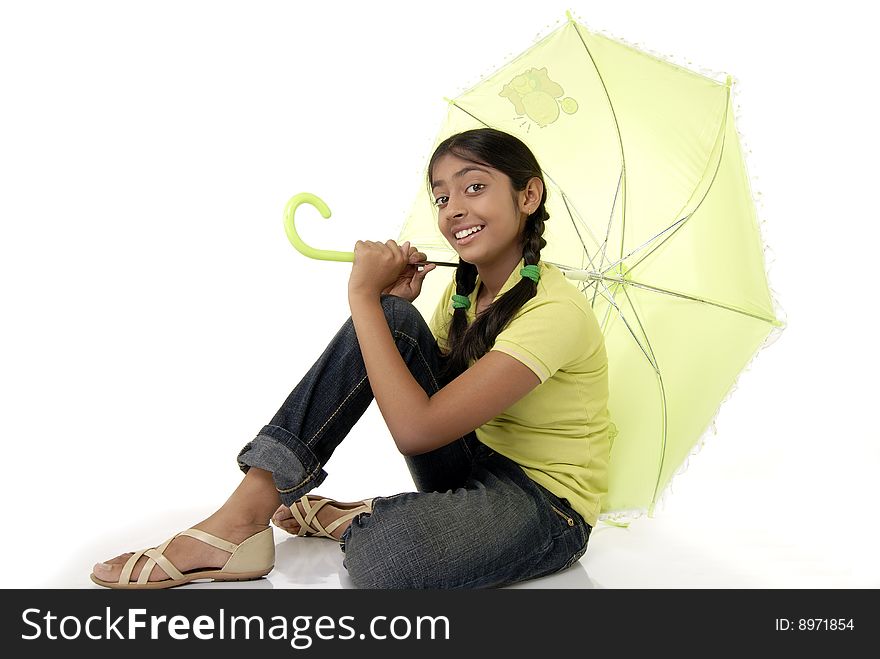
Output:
[392, 240, 407, 262]
[410, 250, 427, 263]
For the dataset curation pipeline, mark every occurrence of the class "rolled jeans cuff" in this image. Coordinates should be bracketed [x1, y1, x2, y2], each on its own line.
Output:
[236, 424, 328, 505]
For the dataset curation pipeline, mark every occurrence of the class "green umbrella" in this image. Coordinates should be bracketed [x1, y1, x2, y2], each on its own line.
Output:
[397, 11, 785, 523]
[283, 11, 784, 524]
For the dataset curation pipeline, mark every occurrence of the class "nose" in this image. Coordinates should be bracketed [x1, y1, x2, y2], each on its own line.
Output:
[443, 196, 467, 224]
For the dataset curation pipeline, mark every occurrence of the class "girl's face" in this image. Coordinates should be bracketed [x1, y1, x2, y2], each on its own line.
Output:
[431, 153, 527, 268]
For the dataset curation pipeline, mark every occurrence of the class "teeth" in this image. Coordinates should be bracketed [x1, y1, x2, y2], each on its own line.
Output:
[455, 225, 484, 239]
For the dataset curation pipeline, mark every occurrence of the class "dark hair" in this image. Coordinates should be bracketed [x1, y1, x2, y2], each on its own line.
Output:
[426, 127, 549, 383]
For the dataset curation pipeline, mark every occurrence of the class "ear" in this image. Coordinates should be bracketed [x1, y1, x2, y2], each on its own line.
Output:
[519, 176, 544, 215]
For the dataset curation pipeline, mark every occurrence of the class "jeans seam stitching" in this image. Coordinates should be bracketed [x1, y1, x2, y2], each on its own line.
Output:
[276, 465, 321, 494]
[307, 374, 369, 446]
[462, 439, 473, 460]
[393, 329, 440, 392]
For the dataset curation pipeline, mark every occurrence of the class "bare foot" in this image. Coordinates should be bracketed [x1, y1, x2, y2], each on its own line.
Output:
[272, 496, 373, 540]
[91, 517, 269, 585]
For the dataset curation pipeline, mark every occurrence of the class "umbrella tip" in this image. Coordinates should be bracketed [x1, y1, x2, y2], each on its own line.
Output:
[565, 9, 573, 22]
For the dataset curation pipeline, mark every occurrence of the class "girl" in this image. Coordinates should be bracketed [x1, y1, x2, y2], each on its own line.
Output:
[90, 127, 611, 589]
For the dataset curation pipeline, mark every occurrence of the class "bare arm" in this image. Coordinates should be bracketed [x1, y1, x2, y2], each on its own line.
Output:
[348, 292, 540, 456]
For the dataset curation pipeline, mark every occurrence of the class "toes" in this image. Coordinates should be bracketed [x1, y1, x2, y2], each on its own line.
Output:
[92, 552, 133, 579]
[92, 554, 170, 583]
[272, 506, 303, 534]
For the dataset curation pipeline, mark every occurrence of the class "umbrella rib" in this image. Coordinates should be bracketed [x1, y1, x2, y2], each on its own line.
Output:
[599, 167, 624, 277]
[568, 270, 657, 371]
[588, 277, 619, 334]
[621, 84, 732, 276]
[557, 187, 602, 272]
[585, 278, 618, 333]
[599, 216, 688, 276]
[618, 284, 669, 508]
[554, 88, 729, 283]
[576, 81, 729, 285]
[561, 265, 778, 325]
[444, 100, 486, 128]
[570, 275, 652, 369]
[589, 168, 625, 310]
[568, 19, 629, 264]
[589, 276, 659, 372]
[553, 145, 624, 292]
[619, 283, 658, 366]
[532, 158, 612, 273]
[618, 277, 779, 326]
[596, 283, 617, 333]
[612, 308, 658, 374]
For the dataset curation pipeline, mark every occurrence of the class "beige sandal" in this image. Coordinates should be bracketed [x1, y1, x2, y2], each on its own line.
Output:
[276, 495, 374, 540]
[90, 526, 275, 590]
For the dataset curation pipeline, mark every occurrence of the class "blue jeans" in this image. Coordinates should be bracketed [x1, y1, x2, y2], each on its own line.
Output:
[236, 294, 591, 588]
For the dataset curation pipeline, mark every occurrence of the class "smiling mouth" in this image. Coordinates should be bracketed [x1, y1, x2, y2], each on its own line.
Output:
[454, 226, 485, 244]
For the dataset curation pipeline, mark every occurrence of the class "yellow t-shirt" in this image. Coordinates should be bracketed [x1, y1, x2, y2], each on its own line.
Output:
[427, 259, 611, 527]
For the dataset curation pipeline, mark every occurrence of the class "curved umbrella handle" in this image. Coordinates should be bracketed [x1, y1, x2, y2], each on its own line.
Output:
[283, 192, 354, 262]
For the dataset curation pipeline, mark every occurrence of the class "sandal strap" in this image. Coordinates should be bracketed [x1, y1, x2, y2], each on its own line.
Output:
[322, 505, 371, 535]
[288, 496, 373, 539]
[179, 528, 239, 554]
[119, 548, 148, 584]
[139, 548, 185, 584]
[290, 496, 331, 537]
[116, 528, 237, 585]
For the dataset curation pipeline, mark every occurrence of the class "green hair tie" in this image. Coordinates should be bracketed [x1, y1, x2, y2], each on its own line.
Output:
[451, 294, 471, 310]
[520, 264, 541, 283]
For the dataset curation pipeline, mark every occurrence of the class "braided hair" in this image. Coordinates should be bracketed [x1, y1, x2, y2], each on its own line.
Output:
[425, 128, 549, 383]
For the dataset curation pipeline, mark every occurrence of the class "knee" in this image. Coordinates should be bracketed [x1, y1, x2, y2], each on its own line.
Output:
[379, 294, 422, 334]
[380, 293, 417, 319]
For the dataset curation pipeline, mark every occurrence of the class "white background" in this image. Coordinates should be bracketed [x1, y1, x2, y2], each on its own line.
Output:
[1, 0, 877, 589]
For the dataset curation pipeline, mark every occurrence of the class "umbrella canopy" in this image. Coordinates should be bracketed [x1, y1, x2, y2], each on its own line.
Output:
[398, 11, 785, 522]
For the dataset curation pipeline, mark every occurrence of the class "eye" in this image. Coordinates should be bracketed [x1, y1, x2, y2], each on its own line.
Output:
[434, 183, 485, 207]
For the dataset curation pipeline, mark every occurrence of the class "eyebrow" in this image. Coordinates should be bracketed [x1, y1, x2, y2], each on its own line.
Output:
[431, 166, 492, 190]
